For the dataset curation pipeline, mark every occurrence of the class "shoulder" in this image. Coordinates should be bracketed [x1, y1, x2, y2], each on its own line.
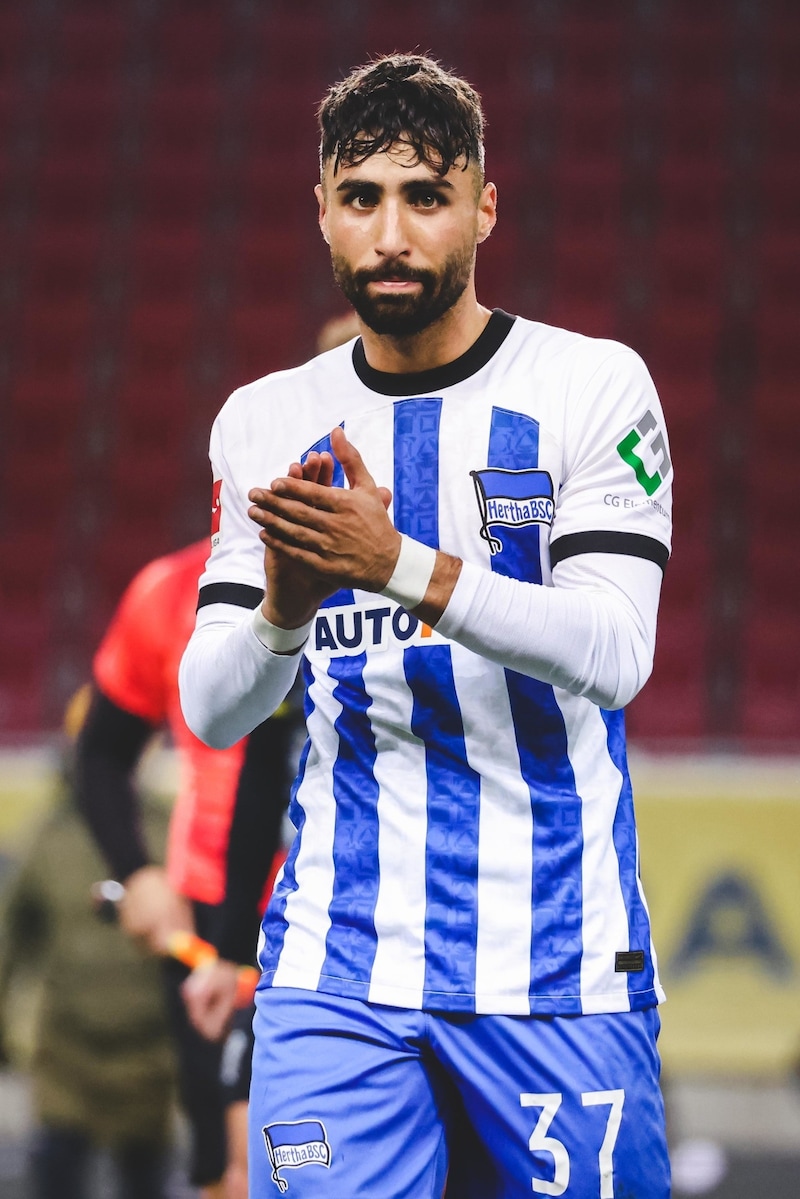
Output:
[211, 342, 360, 463]
[507, 316, 658, 423]
[510, 315, 648, 379]
[223, 340, 358, 417]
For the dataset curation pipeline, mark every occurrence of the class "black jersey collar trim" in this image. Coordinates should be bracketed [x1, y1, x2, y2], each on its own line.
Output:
[351, 309, 517, 396]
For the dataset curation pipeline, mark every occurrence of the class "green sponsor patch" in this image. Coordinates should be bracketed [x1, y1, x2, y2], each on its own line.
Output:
[616, 410, 671, 496]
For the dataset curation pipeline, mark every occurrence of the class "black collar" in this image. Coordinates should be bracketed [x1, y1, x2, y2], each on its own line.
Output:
[351, 309, 517, 396]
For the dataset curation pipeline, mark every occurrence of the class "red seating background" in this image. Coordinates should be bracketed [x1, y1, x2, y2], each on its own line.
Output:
[0, 1, 797, 747]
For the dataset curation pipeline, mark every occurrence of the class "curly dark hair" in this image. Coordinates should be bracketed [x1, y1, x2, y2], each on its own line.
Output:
[318, 54, 485, 179]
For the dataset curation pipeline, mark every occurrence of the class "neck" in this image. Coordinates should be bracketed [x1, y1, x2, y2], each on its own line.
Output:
[358, 289, 492, 374]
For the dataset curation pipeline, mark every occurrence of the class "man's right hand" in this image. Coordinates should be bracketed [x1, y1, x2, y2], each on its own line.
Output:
[119, 865, 193, 956]
[249, 448, 337, 628]
[182, 958, 241, 1042]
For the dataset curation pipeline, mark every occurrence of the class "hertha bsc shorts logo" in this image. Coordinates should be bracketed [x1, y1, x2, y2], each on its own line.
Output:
[262, 1120, 331, 1192]
[471, 468, 555, 554]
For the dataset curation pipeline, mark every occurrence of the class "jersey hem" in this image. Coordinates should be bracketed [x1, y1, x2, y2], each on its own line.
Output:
[259, 967, 665, 1015]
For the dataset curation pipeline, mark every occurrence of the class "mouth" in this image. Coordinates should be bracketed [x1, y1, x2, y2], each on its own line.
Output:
[368, 278, 423, 292]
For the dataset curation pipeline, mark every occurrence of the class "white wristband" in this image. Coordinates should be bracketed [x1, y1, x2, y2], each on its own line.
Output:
[381, 535, 437, 610]
[252, 607, 313, 654]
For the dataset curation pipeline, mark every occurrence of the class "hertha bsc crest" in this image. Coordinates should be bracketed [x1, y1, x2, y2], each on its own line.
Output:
[471, 467, 555, 555]
[262, 1120, 331, 1192]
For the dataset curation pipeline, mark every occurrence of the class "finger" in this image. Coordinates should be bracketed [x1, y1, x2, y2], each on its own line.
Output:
[258, 520, 329, 559]
[251, 500, 332, 553]
[249, 486, 272, 505]
[378, 486, 392, 511]
[300, 451, 335, 486]
[250, 480, 330, 505]
[315, 450, 334, 488]
[329, 426, 377, 492]
[267, 477, 344, 512]
[299, 452, 322, 484]
[248, 491, 334, 534]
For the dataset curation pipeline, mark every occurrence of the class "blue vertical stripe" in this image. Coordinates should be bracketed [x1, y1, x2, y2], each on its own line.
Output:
[488, 406, 585, 1012]
[318, 653, 382, 992]
[601, 708, 657, 1003]
[405, 646, 481, 1006]
[393, 399, 441, 548]
[263, 430, 359, 978]
[303, 424, 382, 989]
[393, 398, 481, 1006]
[481, 409, 546, 585]
[303, 429, 354, 612]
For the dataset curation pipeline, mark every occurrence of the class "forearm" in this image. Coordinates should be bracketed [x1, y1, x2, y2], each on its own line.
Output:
[73, 691, 154, 880]
[432, 553, 661, 710]
[215, 717, 292, 965]
[179, 605, 305, 749]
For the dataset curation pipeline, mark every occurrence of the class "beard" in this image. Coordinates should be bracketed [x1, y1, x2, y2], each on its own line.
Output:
[331, 244, 475, 337]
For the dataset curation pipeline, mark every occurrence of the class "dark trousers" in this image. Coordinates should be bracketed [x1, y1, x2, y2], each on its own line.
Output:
[161, 899, 228, 1187]
[30, 1124, 167, 1199]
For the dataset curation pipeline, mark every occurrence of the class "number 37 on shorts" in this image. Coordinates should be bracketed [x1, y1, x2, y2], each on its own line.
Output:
[522, 1089, 624, 1197]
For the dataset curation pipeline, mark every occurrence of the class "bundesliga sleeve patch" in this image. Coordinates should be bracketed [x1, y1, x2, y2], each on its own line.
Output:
[210, 478, 222, 548]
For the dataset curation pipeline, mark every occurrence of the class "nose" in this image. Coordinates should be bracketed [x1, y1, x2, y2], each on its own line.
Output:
[374, 199, 410, 260]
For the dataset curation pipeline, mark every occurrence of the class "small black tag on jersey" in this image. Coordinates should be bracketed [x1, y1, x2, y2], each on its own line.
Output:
[615, 950, 645, 973]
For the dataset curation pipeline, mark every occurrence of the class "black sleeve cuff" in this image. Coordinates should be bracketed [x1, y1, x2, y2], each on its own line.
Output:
[549, 530, 669, 572]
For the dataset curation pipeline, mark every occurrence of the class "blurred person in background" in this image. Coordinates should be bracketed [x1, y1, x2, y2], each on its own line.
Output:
[0, 685, 175, 1199]
[75, 311, 359, 1199]
[74, 541, 291, 1199]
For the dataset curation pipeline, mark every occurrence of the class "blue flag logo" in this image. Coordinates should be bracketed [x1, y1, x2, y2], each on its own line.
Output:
[262, 1120, 331, 1192]
[470, 468, 555, 554]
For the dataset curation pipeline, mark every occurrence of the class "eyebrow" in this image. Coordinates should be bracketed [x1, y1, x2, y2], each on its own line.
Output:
[334, 177, 455, 197]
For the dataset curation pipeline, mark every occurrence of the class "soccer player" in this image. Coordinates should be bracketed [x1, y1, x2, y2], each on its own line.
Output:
[179, 54, 673, 1198]
[75, 540, 291, 1199]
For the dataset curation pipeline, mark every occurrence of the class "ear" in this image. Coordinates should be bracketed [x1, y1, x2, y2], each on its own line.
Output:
[476, 182, 498, 244]
[315, 183, 330, 244]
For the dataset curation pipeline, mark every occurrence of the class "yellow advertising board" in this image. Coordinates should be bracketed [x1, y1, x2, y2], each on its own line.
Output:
[632, 755, 800, 1075]
[2, 750, 799, 1076]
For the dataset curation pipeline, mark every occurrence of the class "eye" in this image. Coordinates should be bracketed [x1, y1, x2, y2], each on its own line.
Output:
[412, 190, 442, 209]
[349, 189, 378, 209]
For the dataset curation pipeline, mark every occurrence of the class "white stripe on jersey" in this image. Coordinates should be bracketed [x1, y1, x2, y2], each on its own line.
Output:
[451, 644, 535, 1013]
[436, 388, 494, 568]
[363, 651, 429, 1007]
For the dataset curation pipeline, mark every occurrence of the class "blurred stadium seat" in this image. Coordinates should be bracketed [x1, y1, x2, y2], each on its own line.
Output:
[0, 2, 797, 751]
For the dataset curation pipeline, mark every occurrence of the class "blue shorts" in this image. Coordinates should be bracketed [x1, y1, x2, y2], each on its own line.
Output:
[248, 987, 669, 1198]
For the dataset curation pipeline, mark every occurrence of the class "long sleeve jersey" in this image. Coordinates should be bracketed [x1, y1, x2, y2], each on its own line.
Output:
[180, 310, 673, 1016]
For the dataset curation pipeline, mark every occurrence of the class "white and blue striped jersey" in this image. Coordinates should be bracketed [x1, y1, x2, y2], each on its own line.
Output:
[188, 310, 672, 1016]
